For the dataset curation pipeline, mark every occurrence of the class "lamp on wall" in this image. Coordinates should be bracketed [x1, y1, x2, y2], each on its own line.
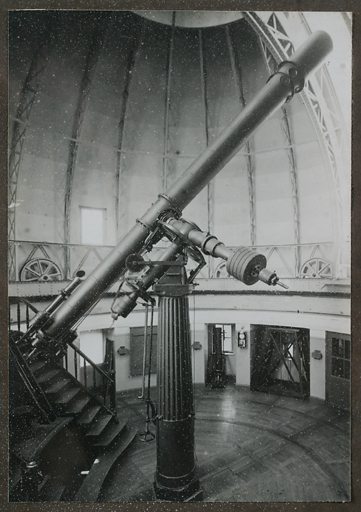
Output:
[238, 328, 247, 348]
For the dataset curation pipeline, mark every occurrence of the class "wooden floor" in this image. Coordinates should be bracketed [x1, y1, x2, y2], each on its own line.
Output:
[101, 384, 351, 503]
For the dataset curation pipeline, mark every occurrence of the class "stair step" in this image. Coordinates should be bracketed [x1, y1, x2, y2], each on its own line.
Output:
[94, 418, 128, 447]
[77, 406, 102, 425]
[37, 368, 62, 384]
[44, 378, 70, 395]
[184, 489, 204, 502]
[54, 387, 81, 405]
[28, 360, 47, 373]
[12, 417, 73, 461]
[38, 477, 66, 502]
[38, 474, 51, 493]
[75, 426, 137, 502]
[86, 414, 113, 437]
[9, 464, 22, 493]
[65, 396, 91, 415]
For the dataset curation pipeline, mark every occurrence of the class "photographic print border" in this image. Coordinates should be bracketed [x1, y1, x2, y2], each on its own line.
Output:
[0, 1, 360, 511]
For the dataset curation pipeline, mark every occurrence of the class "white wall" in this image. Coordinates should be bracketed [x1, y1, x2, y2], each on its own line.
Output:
[77, 292, 350, 401]
[80, 308, 158, 392]
[310, 330, 327, 400]
[79, 329, 104, 365]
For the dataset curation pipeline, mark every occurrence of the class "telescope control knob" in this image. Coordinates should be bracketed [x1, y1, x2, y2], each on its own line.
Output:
[126, 254, 145, 273]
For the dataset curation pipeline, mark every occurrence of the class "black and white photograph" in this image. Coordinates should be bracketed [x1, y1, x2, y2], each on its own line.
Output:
[7, 9, 352, 504]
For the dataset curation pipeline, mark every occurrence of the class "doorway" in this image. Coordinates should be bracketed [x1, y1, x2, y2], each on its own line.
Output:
[250, 325, 310, 399]
[206, 324, 235, 387]
[325, 331, 350, 411]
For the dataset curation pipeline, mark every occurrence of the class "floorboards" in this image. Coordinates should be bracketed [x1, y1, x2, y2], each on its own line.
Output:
[101, 384, 350, 503]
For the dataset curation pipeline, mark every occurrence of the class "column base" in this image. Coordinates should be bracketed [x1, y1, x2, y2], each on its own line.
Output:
[154, 477, 203, 502]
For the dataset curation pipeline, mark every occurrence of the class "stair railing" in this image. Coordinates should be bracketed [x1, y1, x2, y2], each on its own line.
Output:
[9, 338, 57, 423]
[65, 341, 117, 415]
[9, 296, 117, 416]
[102, 337, 116, 412]
[9, 296, 38, 332]
[9, 298, 57, 423]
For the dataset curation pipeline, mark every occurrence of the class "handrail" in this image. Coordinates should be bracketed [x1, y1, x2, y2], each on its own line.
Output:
[66, 341, 117, 415]
[8, 239, 115, 249]
[9, 337, 57, 423]
[9, 297, 37, 333]
[68, 342, 114, 383]
[9, 297, 117, 417]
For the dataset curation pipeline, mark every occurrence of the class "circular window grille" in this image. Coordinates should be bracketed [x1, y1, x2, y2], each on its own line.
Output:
[20, 258, 63, 282]
[300, 258, 332, 279]
[213, 261, 230, 279]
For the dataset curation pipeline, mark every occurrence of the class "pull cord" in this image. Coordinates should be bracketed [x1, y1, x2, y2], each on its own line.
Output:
[139, 301, 156, 442]
[138, 303, 149, 400]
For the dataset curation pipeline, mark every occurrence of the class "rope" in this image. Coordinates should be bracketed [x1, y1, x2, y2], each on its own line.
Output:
[138, 303, 149, 400]
[139, 301, 156, 442]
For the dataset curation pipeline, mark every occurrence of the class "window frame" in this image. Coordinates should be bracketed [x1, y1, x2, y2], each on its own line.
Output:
[80, 206, 107, 246]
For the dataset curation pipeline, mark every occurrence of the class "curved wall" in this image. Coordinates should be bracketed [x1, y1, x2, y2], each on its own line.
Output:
[75, 293, 350, 400]
[9, 11, 341, 280]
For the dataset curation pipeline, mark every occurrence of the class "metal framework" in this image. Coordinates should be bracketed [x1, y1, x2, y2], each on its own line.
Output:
[225, 26, 256, 247]
[256, 32, 301, 275]
[8, 24, 54, 281]
[243, 12, 347, 277]
[162, 12, 176, 195]
[9, 239, 115, 287]
[9, 238, 333, 284]
[281, 108, 301, 274]
[18, 244, 63, 282]
[63, 19, 108, 278]
[262, 327, 308, 398]
[199, 30, 214, 277]
[115, 22, 145, 240]
[212, 241, 332, 280]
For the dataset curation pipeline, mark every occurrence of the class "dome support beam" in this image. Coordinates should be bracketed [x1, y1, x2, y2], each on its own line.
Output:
[256, 35, 301, 275]
[244, 11, 346, 277]
[8, 21, 54, 281]
[199, 29, 214, 277]
[226, 25, 256, 247]
[63, 18, 107, 278]
[281, 106, 301, 274]
[162, 12, 176, 194]
[115, 21, 145, 240]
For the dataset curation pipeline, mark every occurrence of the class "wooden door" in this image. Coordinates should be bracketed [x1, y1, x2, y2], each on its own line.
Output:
[206, 325, 226, 387]
[250, 324, 310, 398]
[129, 326, 158, 377]
[326, 331, 350, 411]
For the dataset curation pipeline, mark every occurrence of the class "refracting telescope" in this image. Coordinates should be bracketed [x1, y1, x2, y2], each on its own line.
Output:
[110, 216, 288, 320]
[20, 30, 333, 352]
[16, 29, 333, 502]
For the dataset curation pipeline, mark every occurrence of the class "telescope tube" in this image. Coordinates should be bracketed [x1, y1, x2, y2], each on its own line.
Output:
[44, 30, 332, 339]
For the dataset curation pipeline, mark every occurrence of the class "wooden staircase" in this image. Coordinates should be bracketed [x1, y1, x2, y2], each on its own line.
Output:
[9, 319, 138, 502]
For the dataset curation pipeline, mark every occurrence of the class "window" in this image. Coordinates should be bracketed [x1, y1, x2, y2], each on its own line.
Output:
[79, 330, 104, 366]
[80, 207, 106, 245]
[215, 324, 233, 354]
[331, 337, 350, 380]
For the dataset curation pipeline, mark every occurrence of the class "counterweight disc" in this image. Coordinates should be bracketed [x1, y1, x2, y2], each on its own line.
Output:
[226, 247, 266, 285]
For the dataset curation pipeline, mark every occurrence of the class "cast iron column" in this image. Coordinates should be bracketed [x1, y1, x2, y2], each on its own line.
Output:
[153, 264, 203, 501]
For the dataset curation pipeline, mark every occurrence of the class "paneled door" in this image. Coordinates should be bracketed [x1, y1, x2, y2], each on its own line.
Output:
[326, 331, 351, 411]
